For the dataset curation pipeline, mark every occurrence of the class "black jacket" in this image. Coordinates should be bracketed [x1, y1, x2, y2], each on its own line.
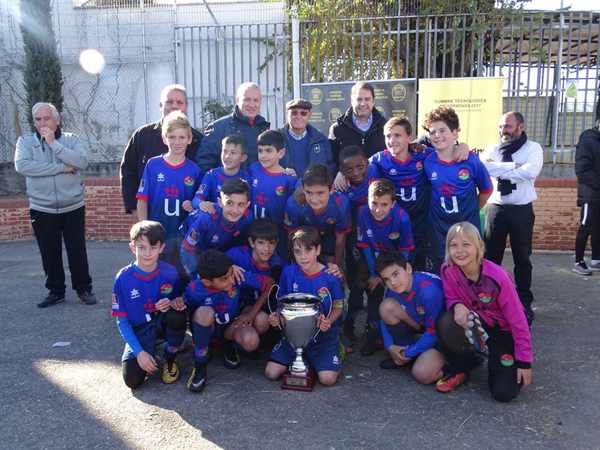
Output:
[328, 107, 387, 167]
[120, 121, 203, 213]
[575, 126, 600, 206]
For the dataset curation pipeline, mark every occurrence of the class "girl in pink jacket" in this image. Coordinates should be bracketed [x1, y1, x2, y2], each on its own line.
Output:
[435, 221, 533, 402]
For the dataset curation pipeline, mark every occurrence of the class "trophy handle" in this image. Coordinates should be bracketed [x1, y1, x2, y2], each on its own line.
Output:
[313, 287, 333, 342]
[267, 284, 280, 314]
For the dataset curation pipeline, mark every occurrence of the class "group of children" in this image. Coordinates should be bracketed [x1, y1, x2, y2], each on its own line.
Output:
[112, 105, 533, 402]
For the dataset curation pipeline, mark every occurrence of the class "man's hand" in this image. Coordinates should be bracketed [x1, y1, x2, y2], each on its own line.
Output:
[325, 263, 344, 280]
[367, 276, 382, 293]
[199, 201, 216, 214]
[268, 312, 281, 329]
[39, 127, 55, 145]
[452, 143, 471, 162]
[388, 345, 411, 366]
[155, 298, 171, 312]
[170, 297, 186, 311]
[137, 351, 158, 373]
[333, 171, 349, 191]
[317, 314, 332, 332]
[453, 303, 470, 328]
[231, 265, 246, 284]
[64, 164, 76, 174]
[182, 200, 193, 213]
[517, 368, 532, 387]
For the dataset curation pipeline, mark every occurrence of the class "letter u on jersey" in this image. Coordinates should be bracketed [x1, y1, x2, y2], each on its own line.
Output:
[440, 196, 459, 214]
[399, 187, 416, 202]
[164, 198, 180, 217]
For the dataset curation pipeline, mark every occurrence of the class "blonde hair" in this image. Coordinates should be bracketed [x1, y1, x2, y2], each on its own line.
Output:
[161, 110, 191, 137]
[445, 221, 485, 266]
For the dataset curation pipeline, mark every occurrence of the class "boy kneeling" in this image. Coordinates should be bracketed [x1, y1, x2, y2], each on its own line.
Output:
[265, 226, 345, 386]
[112, 220, 187, 390]
[375, 251, 445, 385]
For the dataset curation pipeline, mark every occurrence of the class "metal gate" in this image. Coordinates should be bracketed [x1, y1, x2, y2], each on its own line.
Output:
[174, 23, 291, 130]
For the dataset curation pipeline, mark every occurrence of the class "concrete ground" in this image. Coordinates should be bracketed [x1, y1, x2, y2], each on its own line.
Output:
[1, 240, 599, 450]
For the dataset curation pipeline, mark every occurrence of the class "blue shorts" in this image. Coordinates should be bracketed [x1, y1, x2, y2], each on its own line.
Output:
[269, 333, 342, 373]
[121, 315, 163, 362]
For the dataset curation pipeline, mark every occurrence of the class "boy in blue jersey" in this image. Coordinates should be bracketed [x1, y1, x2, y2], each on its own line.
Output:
[355, 179, 415, 355]
[284, 164, 351, 271]
[180, 178, 253, 277]
[423, 107, 493, 272]
[136, 111, 201, 267]
[185, 249, 273, 393]
[112, 220, 188, 390]
[192, 134, 249, 209]
[375, 251, 445, 385]
[265, 227, 345, 386]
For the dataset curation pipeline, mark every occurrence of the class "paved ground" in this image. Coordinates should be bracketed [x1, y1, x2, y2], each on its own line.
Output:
[1, 240, 599, 450]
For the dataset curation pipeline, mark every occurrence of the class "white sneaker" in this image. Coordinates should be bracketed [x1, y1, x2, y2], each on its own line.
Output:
[572, 261, 593, 276]
[589, 260, 600, 271]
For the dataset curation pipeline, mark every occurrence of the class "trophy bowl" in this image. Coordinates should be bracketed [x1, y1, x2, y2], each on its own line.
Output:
[277, 293, 322, 391]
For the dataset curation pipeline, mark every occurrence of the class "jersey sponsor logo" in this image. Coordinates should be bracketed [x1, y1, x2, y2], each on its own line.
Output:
[398, 187, 416, 202]
[458, 168, 470, 181]
[184, 176, 194, 187]
[157, 172, 165, 182]
[440, 196, 459, 214]
[430, 171, 438, 180]
[130, 289, 140, 299]
[275, 185, 286, 196]
[500, 354, 514, 367]
[254, 204, 267, 219]
[478, 293, 494, 303]
[215, 312, 231, 325]
[164, 198, 180, 217]
[388, 232, 400, 240]
[160, 283, 173, 295]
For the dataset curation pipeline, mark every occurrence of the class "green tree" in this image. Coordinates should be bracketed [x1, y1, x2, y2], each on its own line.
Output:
[19, 0, 64, 129]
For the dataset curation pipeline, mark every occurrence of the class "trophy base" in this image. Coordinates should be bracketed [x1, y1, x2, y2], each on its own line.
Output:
[281, 370, 316, 392]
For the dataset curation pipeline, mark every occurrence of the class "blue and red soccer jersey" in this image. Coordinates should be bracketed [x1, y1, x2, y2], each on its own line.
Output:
[284, 191, 352, 239]
[342, 164, 378, 216]
[369, 149, 431, 234]
[277, 264, 345, 335]
[179, 206, 254, 276]
[425, 151, 493, 258]
[356, 204, 415, 275]
[111, 261, 182, 327]
[184, 271, 270, 325]
[136, 156, 200, 240]
[192, 166, 249, 208]
[225, 245, 283, 306]
[380, 271, 444, 359]
[249, 162, 297, 225]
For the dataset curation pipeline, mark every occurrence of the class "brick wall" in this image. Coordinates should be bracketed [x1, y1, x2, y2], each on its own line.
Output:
[0, 176, 582, 252]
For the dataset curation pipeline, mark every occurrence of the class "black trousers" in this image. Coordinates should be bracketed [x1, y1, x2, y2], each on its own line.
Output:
[30, 206, 92, 295]
[574, 202, 600, 262]
[485, 203, 534, 310]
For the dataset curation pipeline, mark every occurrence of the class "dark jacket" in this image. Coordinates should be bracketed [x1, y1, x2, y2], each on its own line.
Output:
[328, 107, 387, 166]
[196, 106, 270, 177]
[575, 126, 600, 206]
[279, 123, 335, 178]
[120, 121, 203, 213]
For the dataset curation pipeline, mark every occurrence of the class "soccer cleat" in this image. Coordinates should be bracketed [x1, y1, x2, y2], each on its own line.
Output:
[161, 359, 180, 384]
[187, 364, 207, 393]
[435, 372, 466, 393]
[360, 323, 383, 356]
[223, 341, 240, 369]
[379, 358, 402, 370]
[77, 290, 97, 305]
[37, 292, 65, 308]
[572, 261, 593, 276]
[465, 311, 489, 356]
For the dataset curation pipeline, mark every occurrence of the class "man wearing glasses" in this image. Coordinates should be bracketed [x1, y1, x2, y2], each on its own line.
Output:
[279, 98, 334, 178]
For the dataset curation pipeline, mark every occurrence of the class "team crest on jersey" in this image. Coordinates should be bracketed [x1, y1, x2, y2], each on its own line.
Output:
[416, 161, 423, 171]
[184, 176, 194, 187]
[500, 354, 514, 367]
[157, 172, 165, 182]
[160, 283, 173, 295]
[389, 168, 397, 176]
[313, 144, 321, 154]
[430, 171, 438, 180]
[317, 287, 329, 299]
[275, 186, 286, 196]
[416, 305, 425, 315]
[458, 168, 470, 181]
[478, 292, 494, 303]
[388, 232, 400, 240]
[130, 289, 140, 299]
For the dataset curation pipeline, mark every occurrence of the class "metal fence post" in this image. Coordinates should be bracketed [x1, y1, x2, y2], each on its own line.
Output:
[551, 10, 565, 164]
[291, 6, 301, 99]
